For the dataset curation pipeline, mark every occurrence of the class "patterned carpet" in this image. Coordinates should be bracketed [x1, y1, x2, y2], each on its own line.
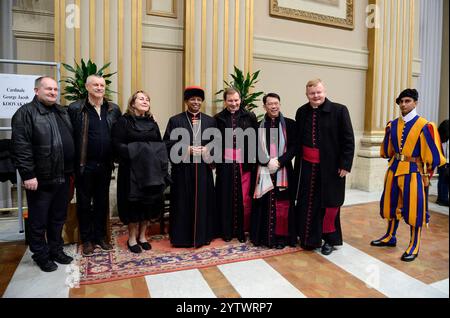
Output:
[78, 221, 301, 285]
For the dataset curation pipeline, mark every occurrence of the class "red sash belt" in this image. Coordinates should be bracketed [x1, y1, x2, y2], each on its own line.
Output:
[303, 146, 320, 163]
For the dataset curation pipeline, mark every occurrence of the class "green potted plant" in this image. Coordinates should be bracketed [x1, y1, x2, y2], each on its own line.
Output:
[61, 58, 116, 101]
[215, 66, 264, 117]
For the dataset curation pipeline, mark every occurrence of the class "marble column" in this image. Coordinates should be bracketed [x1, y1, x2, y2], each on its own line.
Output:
[353, 0, 416, 191]
[417, 0, 443, 125]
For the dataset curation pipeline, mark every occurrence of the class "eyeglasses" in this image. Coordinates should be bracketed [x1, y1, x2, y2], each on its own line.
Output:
[265, 102, 280, 106]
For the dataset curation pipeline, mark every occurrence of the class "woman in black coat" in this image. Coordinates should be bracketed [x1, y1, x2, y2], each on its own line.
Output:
[112, 90, 165, 253]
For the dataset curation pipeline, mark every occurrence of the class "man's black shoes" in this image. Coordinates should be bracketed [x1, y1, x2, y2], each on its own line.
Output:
[35, 259, 58, 272]
[370, 239, 397, 247]
[401, 252, 418, 262]
[321, 243, 334, 255]
[51, 252, 74, 264]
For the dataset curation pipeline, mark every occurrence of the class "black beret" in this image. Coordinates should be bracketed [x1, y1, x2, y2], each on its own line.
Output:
[396, 88, 418, 105]
[184, 86, 205, 101]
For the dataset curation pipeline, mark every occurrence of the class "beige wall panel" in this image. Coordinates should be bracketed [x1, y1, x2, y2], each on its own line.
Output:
[254, 0, 368, 50]
[109, 0, 119, 104]
[142, 23, 184, 50]
[254, 58, 366, 189]
[142, 49, 184, 134]
[13, 1, 54, 12]
[12, 10, 54, 35]
[80, 1, 90, 61]
[253, 59, 365, 133]
[95, 0, 104, 65]
[143, 0, 184, 27]
[15, 39, 55, 77]
[12, 5, 54, 76]
[122, 3, 132, 109]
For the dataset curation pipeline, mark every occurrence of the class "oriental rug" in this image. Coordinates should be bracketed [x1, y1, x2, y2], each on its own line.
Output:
[77, 220, 301, 285]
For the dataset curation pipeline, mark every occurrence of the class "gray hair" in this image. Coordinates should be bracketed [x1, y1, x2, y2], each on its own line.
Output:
[86, 74, 105, 85]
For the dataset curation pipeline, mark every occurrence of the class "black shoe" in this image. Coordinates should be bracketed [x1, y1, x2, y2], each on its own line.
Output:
[82, 242, 95, 256]
[127, 241, 142, 254]
[436, 200, 449, 207]
[35, 259, 58, 272]
[370, 239, 397, 247]
[238, 238, 246, 243]
[275, 244, 285, 250]
[223, 238, 232, 242]
[300, 245, 317, 251]
[96, 239, 114, 251]
[137, 240, 152, 251]
[321, 243, 334, 255]
[51, 251, 74, 264]
[401, 252, 418, 262]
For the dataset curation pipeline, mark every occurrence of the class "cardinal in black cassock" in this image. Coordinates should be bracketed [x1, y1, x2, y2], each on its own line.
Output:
[163, 86, 217, 248]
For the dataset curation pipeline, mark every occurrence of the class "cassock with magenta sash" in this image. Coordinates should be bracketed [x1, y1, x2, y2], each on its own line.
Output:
[250, 114, 298, 248]
[215, 108, 258, 242]
[163, 111, 216, 248]
[294, 98, 355, 250]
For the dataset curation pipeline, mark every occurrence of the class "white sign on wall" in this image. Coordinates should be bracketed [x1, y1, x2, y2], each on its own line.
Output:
[0, 74, 39, 119]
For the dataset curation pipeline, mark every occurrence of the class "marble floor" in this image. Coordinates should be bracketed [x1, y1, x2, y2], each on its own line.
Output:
[0, 189, 448, 299]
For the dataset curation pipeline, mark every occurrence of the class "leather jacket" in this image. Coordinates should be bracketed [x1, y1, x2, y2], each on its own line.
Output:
[68, 98, 121, 173]
[11, 96, 73, 185]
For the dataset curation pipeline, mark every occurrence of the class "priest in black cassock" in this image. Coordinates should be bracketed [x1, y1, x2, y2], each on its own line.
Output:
[251, 93, 298, 249]
[294, 79, 355, 255]
[215, 88, 258, 242]
[163, 86, 217, 248]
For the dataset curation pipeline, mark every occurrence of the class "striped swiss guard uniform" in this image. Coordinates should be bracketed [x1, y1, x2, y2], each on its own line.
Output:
[372, 89, 446, 262]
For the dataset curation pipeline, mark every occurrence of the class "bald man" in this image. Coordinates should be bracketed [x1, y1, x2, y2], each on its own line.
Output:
[12, 76, 75, 272]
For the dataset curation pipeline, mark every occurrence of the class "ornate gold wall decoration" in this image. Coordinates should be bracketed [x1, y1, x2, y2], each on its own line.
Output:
[269, 0, 354, 30]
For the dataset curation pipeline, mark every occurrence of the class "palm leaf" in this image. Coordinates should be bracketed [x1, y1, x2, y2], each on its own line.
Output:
[215, 67, 264, 114]
[59, 58, 116, 101]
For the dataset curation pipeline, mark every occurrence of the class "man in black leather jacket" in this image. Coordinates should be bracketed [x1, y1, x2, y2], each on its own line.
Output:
[11, 76, 75, 272]
[68, 75, 121, 256]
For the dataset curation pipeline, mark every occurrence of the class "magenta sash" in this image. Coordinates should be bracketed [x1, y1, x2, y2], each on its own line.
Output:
[224, 148, 242, 163]
[275, 199, 289, 236]
[322, 207, 339, 233]
[303, 146, 320, 163]
[240, 166, 252, 232]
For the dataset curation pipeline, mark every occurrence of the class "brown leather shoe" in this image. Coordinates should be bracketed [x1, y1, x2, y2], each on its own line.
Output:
[82, 242, 95, 256]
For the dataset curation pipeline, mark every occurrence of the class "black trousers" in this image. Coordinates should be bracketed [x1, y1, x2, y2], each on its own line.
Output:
[76, 164, 112, 243]
[26, 175, 70, 262]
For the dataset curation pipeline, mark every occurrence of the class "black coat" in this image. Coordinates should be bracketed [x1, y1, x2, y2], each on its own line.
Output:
[163, 112, 217, 247]
[294, 98, 355, 207]
[11, 97, 73, 185]
[112, 114, 164, 223]
[68, 98, 121, 173]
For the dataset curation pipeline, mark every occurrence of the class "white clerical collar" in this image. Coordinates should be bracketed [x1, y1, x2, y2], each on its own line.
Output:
[402, 108, 417, 123]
